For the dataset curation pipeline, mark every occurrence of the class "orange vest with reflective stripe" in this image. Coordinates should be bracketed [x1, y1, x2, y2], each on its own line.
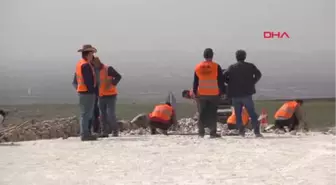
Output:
[99, 65, 118, 97]
[149, 104, 173, 121]
[274, 101, 299, 119]
[227, 107, 249, 125]
[195, 61, 219, 96]
[75, 59, 96, 92]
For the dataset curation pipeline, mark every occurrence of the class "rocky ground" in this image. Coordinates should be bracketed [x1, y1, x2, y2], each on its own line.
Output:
[1, 114, 335, 143]
[0, 113, 335, 185]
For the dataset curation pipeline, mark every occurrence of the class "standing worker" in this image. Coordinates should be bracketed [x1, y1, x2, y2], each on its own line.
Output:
[223, 50, 263, 137]
[274, 99, 308, 134]
[148, 102, 178, 135]
[74, 45, 98, 141]
[193, 48, 226, 138]
[91, 57, 122, 137]
[73, 57, 101, 134]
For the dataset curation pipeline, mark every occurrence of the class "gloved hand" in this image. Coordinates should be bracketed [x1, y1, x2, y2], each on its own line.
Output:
[220, 94, 227, 99]
[303, 122, 309, 132]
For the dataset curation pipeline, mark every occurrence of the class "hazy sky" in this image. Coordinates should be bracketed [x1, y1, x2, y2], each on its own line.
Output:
[0, 0, 334, 61]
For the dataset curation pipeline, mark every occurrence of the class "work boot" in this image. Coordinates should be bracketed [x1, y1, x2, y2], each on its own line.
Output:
[209, 133, 221, 138]
[255, 133, 264, 138]
[99, 133, 109, 138]
[254, 126, 263, 137]
[111, 131, 119, 137]
[81, 134, 98, 141]
[198, 130, 205, 138]
[239, 126, 245, 137]
[151, 128, 157, 135]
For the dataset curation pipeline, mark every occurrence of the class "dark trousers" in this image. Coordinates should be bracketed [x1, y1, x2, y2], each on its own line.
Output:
[88, 96, 100, 133]
[274, 114, 299, 132]
[99, 95, 118, 134]
[228, 124, 237, 130]
[197, 96, 219, 136]
[149, 121, 173, 134]
[231, 95, 260, 134]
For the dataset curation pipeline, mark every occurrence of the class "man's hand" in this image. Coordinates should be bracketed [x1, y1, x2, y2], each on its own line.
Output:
[220, 94, 227, 99]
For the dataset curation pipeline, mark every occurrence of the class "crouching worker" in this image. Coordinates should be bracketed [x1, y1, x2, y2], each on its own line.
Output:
[227, 106, 250, 130]
[148, 102, 177, 135]
[274, 99, 309, 133]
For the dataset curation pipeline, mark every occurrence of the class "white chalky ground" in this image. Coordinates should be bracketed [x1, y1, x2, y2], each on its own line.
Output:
[0, 133, 335, 185]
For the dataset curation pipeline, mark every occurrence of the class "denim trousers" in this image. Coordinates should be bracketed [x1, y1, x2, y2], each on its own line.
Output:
[231, 95, 260, 134]
[98, 95, 118, 134]
[78, 93, 96, 137]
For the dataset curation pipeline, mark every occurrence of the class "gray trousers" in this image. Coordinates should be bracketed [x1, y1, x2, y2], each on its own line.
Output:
[78, 93, 96, 137]
[197, 96, 220, 135]
[98, 95, 118, 134]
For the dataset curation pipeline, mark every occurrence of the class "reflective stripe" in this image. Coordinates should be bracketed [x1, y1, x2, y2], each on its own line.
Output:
[199, 79, 218, 89]
[76, 75, 85, 85]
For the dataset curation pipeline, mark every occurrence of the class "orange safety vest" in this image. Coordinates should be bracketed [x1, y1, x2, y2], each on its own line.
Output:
[75, 59, 96, 92]
[195, 61, 219, 96]
[227, 107, 249, 125]
[149, 104, 173, 121]
[274, 101, 299, 119]
[99, 65, 118, 97]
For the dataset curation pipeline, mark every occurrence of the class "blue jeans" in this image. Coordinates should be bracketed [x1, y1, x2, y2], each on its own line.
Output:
[98, 95, 118, 134]
[78, 93, 96, 137]
[232, 95, 260, 134]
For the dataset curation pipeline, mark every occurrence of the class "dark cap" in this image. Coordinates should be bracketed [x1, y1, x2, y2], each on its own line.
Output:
[203, 48, 214, 59]
[295, 99, 304, 105]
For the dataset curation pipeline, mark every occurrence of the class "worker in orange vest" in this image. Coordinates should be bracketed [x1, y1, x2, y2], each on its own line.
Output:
[91, 57, 122, 137]
[193, 48, 226, 138]
[73, 45, 98, 141]
[274, 99, 308, 133]
[148, 102, 177, 135]
[227, 106, 250, 130]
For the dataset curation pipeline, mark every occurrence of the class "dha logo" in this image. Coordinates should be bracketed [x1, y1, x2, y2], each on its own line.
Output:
[264, 31, 290, 39]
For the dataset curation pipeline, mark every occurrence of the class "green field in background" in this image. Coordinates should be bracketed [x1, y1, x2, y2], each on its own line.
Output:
[115, 99, 335, 129]
[2, 99, 335, 130]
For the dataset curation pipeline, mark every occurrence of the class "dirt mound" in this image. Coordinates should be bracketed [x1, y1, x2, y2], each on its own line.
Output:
[0, 116, 202, 142]
[0, 116, 79, 142]
[1, 115, 334, 143]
